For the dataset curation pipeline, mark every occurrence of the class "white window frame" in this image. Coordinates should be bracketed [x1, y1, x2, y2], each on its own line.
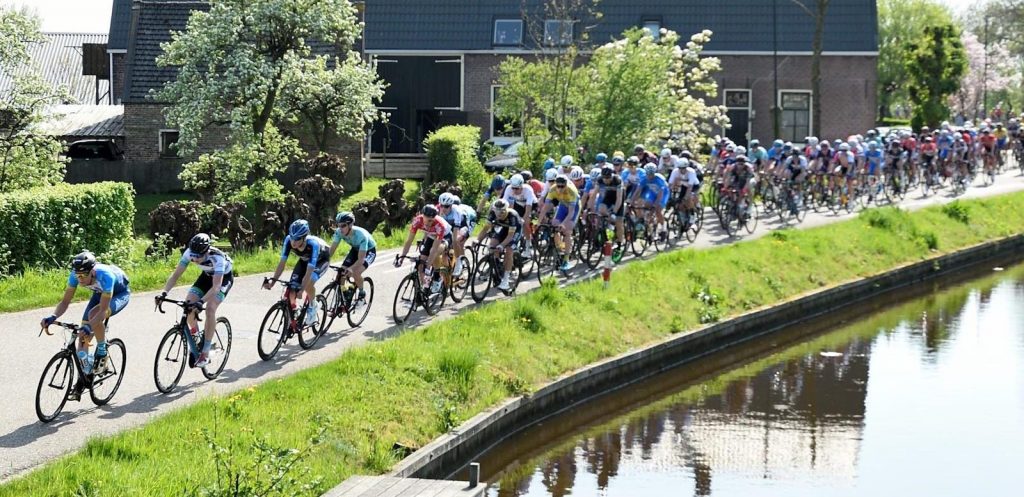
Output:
[433, 56, 464, 110]
[490, 85, 522, 142]
[642, 20, 661, 40]
[722, 89, 752, 139]
[158, 129, 180, 158]
[778, 90, 813, 143]
[544, 19, 574, 46]
[493, 19, 523, 46]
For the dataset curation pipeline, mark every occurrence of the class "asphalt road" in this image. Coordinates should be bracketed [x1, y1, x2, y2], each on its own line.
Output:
[2, 167, 1023, 482]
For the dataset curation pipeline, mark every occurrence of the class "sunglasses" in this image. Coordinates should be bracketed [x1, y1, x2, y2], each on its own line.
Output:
[75, 271, 90, 277]
[555, 182, 567, 187]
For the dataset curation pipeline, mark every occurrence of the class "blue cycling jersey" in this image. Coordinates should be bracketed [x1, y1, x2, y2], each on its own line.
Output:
[280, 235, 330, 263]
[641, 173, 670, 198]
[332, 226, 376, 252]
[865, 150, 883, 166]
[68, 263, 129, 295]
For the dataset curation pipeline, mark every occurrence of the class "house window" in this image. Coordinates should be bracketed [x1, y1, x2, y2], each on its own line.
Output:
[159, 130, 180, 158]
[779, 91, 812, 143]
[642, 21, 661, 40]
[494, 19, 523, 46]
[544, 20, 573, 46]
[490, 86, 521, 139]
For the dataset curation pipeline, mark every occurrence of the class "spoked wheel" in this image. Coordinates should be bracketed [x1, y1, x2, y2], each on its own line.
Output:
[320, 282, 340, 331]
[257, 302, 289, 361]
[90, 338, 126, 406]
[684, 205, 704, 243]
[536, 243, 559, 283]
[154, 327, 187, 393]
[35, 351, 74, 423]
[298, 295, 328, 349]
[347, 278, 374, 328]
[470, 255, 493, 303]
[202, 317, 232, 379]
[651, 218, 669, 253]
[585, 229, 606, 269]
[392, 274, 418, 324]
[449, 257, 471, 304]
[794, 194, 808, 222]
[742, 203, 759, 234]
[423, 274, 446, 316]
[630, 219, 649, 257]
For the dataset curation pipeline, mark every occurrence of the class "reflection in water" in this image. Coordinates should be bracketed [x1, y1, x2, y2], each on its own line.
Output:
[482, 263, 1024, 496]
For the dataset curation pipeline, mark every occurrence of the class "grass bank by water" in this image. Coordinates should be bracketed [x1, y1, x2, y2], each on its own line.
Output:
[3, 193, 1023, 496]
[0, 179, 420, 313]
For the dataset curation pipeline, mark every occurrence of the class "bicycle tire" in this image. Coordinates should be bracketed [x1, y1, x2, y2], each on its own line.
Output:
[298, 295, 328, 349]
[347, 278, 375, 328]
[392, 273, 418, 324]
[743, 203, 759, 234]
[585, 228, 606, 269]
[320, 281, 340, 331]
[470, 255, 493, 303]
[630, 218, 649, 257]
[90, 338, 126, 406]
[257, 301, 289, 361]
[536, 241, 559, 284]
[35, 351, 74, 423]
[154, 326, 186, 393]
[202, 317, 233, 379]
[422, 272, 446, 316]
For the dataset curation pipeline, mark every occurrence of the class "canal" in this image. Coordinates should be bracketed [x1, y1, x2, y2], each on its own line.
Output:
[469, 260, 1024, 496]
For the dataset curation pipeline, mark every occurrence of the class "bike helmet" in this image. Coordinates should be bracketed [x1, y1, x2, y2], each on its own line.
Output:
[569, 166, 585, 181]
[783, 141, 793, 151]
[545, 168, 559, 181]
[725, 143, 736, 152]
[660, 148, 672, 158]
[452, 195, 462, 205]
[70, 251, 96, 273]
[438, 192, 457, 206]
[627, 156, 640, 165]
[595, 152, 608, 162]
[554, 174, 569, 185]
[612, 150, 625, 160]
[772, 139, 784, 148]
[600, 165, 614, 177]
[288, 219, 310, 239]
[735, 146, 747, 155]
[643, 163, 657, 175]
[680, 150, 693, 159]
[560, 155, 574, 167]
[806, 137, 819, 146]
[612, 155, 625, 165]
[335, 211, 355, 225]
[633, 144, 646, 154]
[839, 143, 851, 151]
[421, 204, 439, 218]
[188, 233, 212, 254]
[489, 174, 506, 192]
[493, 198, 509, 212]
[508, 174, 525, 188]
[749, 139, 760, 147]
[520, 170, 533, 181]
[868, 141, 879, 150]
[543, 157, 556, 170]
[735, 155, 748, 162]
[589, 167, 601, 180]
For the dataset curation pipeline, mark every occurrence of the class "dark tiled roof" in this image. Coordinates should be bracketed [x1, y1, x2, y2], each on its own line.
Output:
[124, 1, 209, 103]
[39, 105, 125, 138]
[0, 32, 110, 105]
[108, 0, 133, 50]
[365, 0, 878, 53]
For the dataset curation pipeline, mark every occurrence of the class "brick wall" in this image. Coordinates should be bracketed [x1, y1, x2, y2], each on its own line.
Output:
[463, 54, 506, 139]
[111, 52, 126, 104]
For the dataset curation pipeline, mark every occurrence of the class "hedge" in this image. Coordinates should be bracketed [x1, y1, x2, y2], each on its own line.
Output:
[424, 125, 488, 206]
[0, 182, 135, 276]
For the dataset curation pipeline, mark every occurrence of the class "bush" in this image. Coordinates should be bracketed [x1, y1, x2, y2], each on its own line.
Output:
[424, 125, 488, 206]
[0, 182, 134, 275]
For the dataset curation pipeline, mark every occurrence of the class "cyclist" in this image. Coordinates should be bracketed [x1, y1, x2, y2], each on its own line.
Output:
[782, 150, 808, 214]
[156, 233, 233, 368]
[478, 173, 507, 212]
[668, 157, 702, 225]
[558, 155, 575, 175]
[633, 144, 658, 165]
[471, 199, 523, 292]
[501, 174, 536, 257]
[41, 251, 130, 399]
[636, 163, 670, 241]
[396, 205, 452, 294]
[538, 173, 580, 271]
[622, 155, 646, 202]
[595, 164, 626, 248]
[748, 139, 769, 168]
[328, 211, 377, 301]
[265, 220, 330, 325]
[724, 155, 756, 219]
[593, 152, 609, 170]
[520, 170, 545, 198]
[864, 141, 884, 200]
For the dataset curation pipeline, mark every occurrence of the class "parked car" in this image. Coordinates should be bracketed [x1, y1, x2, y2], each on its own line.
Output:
[484, 140, 522, 172]
[64, 139, 124, 161]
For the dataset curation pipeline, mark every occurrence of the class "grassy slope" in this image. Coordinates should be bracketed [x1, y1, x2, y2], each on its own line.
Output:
[0, 180, 421, 313]
[2, 194, 1022, 496]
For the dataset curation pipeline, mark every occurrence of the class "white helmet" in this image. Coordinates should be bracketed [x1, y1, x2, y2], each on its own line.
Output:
[678, 157, 690, 168]
[560, 155, 574, 167]
[569, 165, 585, 181]
[544, 168, 559, 181]
[643, 163, 658, 175]
[806, 136, 819, 146]
[839, 143, 851, 152]
[735, 146, 747, 155]
[509, 174, 525, 187]
[438, 192, 456, 206]
[660, 148, 672, 158]
[589, 167, 601, 180]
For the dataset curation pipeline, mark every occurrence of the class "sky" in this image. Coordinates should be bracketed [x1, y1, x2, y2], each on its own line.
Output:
[0, 0, 979, 35]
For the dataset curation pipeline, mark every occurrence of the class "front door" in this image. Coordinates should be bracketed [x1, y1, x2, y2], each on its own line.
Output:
[724, 90, 751, 147]
[371, 56, 463, 154]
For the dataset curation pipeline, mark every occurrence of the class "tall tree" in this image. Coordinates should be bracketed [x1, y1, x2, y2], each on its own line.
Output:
[904, 23, 968, 129]
[951, 31, 1013, 119]
[790, 0, 829, 137]
[877, 0, 954, 119]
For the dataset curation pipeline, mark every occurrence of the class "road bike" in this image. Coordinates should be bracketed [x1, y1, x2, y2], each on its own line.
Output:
[153, 296, 232, 393]
[392, 255, 447, 324]
[257, 277, 327, 360]
[320, 265, 375, 331]
[469, 242, 523, 302]
[35, 321, 126, 423]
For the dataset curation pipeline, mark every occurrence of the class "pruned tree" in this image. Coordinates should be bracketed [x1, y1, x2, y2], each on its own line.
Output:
[877, 0, 954, 120]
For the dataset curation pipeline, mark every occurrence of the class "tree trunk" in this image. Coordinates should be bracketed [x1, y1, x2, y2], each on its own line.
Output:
[811, 1, 828, 138]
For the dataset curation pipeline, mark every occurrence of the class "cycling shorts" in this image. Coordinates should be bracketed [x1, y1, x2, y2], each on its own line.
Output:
[189, 272, 235, 301]
[83, 289, 131, 321]
[342, 247, 377, 270]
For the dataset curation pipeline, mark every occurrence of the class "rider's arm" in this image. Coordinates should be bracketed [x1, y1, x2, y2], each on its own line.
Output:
[271, 238, 290, 280]
[49, 286, 77, 321]
[400, 227, 417, 258]
[329, 230, 342, 259]
[161, 263, 188, 294]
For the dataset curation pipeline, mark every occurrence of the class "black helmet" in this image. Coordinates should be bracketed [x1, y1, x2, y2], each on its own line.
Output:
[519, 170, 533, 181]
[421, 204, 439, 218]
[189, 233, 211, 255]
[71, 251, 96, 273]
[601, 165, 614, 177]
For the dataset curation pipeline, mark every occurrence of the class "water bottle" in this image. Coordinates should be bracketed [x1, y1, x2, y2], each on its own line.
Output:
[78, 350, 93, 375]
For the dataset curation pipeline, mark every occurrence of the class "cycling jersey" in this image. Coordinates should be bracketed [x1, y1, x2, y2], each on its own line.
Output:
[865, 150, 883, 174]
[980, 134, 997, 150]
[280, 235, 330, 264]
[748, 147, 769, 164]
[784, 156, 808, 177]
[487, 209, 524, 235]
[68, 263, 129, 295]
[545, 183, 580, 205]
[332, 225, 376, 252]
[640, 173, 670, 207]
[409, 214, 452, 240]
[526, 179, 545, 197]
[596, 176, 624, 206]
[668, 166, 700, 188]
[179, 247, 233, 275]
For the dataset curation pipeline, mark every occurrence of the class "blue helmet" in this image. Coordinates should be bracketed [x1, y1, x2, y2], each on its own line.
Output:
[289, 219, 310, 239]
[489, 175, 506, 192]
[595, 152, 608, 163]
[543, 157, 555, 170]
[772, 139, 784, 149]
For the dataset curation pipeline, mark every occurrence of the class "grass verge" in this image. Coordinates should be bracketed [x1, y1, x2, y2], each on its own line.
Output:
[2, 193, 1023, 496]
[0, 179, 422, 313]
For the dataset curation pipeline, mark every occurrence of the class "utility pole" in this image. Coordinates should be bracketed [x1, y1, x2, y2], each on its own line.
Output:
[773, 0, 780, 138]
[982, 16, 989, 120]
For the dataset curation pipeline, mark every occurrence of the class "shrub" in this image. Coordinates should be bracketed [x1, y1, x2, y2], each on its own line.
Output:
[424, 125, 488, 206]
[942, 201, 971, 224]
[0, 182, 134, 275]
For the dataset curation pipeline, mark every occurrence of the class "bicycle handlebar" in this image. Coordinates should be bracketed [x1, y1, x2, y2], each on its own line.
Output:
[262, 277, 289, 289]
[154, 295, 204, 314]
[39, 320, 80, 337]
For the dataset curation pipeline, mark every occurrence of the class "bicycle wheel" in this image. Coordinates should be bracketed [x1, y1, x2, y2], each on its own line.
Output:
[392, 273, 418, 324]
[449, 256, 471, 303]
[470, 255, 493, 302]
[743, 203, 759, 234]
[154, 326, 187, 393]
[257, 302, 289, 361]
[298, 295, 328, 349]
[423, 273, 446, 315]
[517, 241, 536, 278]
[35, 351, 74, 423]
[90, 338, 126, 406]
[202, 317, 232, 379]
[347, 278, 374, 328]
[794, 194, 808, 222]
[585, 228, 606, 269]
[320, 281, 340, 332]
[651, 218, 668, 253]
[630, 219, 649, 257]
[536, 241, 559, 283]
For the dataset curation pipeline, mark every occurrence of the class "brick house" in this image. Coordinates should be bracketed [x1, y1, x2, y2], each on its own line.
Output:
[364, 0, 879, 151]
[109, 0, 363, 193]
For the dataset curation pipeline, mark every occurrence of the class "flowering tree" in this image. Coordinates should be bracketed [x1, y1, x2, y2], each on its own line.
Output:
[950, 31, 1014, 118]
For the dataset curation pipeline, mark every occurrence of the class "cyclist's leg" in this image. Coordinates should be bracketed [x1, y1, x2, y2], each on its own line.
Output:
[288, 259, 309, 306]
[353, 248, 374, 293]
[202, 273, 232, 342]
[186, 273, 211, 333]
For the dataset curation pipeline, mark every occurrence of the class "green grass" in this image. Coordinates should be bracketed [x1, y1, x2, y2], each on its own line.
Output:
[4, 192, 1023, 496]
[0, 179, 422, 313]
